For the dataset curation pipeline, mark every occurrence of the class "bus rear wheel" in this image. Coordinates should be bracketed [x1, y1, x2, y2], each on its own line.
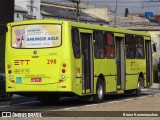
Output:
[93, 79, 104, 103]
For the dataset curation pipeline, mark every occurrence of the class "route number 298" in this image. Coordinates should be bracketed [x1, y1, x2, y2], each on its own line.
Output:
[47, 59, 56, 64]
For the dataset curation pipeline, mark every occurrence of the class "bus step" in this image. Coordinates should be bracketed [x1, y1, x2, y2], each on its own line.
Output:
[117, 90, 124, 94]
[117, 85, 121, 89]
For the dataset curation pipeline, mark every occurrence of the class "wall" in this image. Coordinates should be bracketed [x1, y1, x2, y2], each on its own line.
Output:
[148, 31, 160, 46]
[82, 8, 109, 21]
[14, 12, 27, 21]
[148, 31, 160, 65]
[15, 0, 41, 19]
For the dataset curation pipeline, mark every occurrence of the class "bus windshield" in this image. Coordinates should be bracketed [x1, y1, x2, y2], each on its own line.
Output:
[11, 24, 61, 48]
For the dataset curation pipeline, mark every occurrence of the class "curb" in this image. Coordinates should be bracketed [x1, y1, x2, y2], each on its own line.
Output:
[151, 83, 160, 89]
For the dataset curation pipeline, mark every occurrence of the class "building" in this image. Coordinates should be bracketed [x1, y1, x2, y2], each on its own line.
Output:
[14, 5, 28, 21]
[14, 0, 108, 25]
[15, 0, 41, 20]
[40, 1, 107, 25]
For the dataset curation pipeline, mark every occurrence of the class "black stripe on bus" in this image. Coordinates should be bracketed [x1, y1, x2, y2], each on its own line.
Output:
[76, 73, 146, 78]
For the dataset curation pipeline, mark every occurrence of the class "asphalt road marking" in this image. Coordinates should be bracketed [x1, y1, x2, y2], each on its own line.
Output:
[0, 101, 39, 108]
[138, 96, 146, 99]
[124, 98, 133, 101]
[0, 105, 10, 108]
[63, 107, 79, 110]
[85, 104, 98, 107]
[108, 101, 119, 104]
[60, 93, 160, 111]
[12, 101, 39, 106]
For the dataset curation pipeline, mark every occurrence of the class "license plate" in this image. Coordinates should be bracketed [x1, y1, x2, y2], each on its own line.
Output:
[31, 78, 42, 82]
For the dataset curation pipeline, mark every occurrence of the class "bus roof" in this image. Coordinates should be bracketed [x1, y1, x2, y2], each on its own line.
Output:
[68, 21, 150, 37]
[7, 19, 150, 37]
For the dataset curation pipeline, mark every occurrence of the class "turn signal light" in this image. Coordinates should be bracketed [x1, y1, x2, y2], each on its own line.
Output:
[62, 86, 66, 88]
[59, 79, 63, 82]
[62, 69, 66, 73]
[8, 70, 12, 74]
[7, 64, 11, 68]
[62, 64, 66, 67]
[10, 80, 15, 83]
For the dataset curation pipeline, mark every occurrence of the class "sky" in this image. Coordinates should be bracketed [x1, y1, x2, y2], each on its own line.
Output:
[49, 0, 160, 16]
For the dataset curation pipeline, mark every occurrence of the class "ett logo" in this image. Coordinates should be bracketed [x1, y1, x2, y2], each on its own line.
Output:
[14, 60, 30, 65]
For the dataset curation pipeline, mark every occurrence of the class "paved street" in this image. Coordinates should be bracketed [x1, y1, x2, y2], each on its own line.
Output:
[0, 84, 160, 120]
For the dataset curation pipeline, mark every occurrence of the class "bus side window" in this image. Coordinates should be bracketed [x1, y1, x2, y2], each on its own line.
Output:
[125, 35, 136, 59]
[72, 28, 80, 59]
[135, 36, 145, 59]
[94, 30, 105, 59]
[126, 47, 136, 59]
[105, 33, 115, 58]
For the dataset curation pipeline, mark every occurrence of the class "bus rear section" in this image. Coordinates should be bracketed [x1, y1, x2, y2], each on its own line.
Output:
[5, 21, 72, 102]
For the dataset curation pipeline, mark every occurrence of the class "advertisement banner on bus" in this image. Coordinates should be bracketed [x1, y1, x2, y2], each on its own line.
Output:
[11, 24, 61, 48]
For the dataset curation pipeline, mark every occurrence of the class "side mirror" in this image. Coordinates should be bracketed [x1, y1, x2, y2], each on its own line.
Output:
[152, 43, 157, 52]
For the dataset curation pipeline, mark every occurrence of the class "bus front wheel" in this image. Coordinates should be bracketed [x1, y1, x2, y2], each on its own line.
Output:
[134, 78, 142, 96]
[93, 79, 105, 103]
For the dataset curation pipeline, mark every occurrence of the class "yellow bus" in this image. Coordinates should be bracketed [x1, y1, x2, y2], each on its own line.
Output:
[5, 19, 156, 103]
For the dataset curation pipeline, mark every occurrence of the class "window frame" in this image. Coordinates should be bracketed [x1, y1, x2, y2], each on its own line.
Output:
[135, 36, 145, 59]
[125, 35, 136, 59]
[71, 27, 81, 59]
[93, 30, 105, 59]
[125, 35, 145, 59]
[105, 32, 115, 59]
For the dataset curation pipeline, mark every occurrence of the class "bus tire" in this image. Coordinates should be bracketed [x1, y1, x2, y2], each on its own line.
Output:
[134, 78, 142, 96]
[93, 79, 104, 103]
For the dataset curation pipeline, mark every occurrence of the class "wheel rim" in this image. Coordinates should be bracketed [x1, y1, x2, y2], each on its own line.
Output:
[98, 84, 103, 100]
[137, 81, 141, 93]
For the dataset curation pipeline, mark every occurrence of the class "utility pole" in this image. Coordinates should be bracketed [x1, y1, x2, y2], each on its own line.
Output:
[114, 0, 118, 27]
[27, 0, 36, 19]
[67, 0, 81, 21]
[30, 0, 34, 17]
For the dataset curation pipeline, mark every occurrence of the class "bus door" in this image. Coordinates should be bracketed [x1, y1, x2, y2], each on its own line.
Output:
[115, 34, 125, 90]
[145, 38, 152, 87]
[80, 31, 94, 94]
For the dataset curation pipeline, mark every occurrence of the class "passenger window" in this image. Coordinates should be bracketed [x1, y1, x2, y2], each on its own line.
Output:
[125, 36, 136, 46]
[135, 36, 145, 59]
[126, 47, 136, 59]
[105, 33, 115, 58]
[125, 35, 136, 59]
[72, 28, 80, 59]
[94, 31, 105, 59]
